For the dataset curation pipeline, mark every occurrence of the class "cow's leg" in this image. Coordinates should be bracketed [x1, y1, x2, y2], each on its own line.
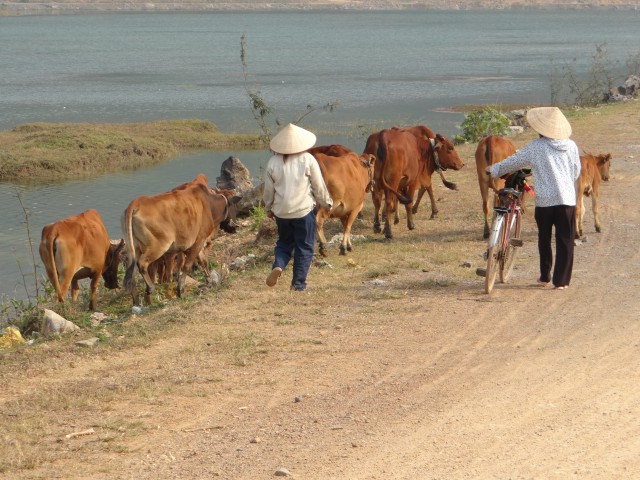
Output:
[482, 194, 491, 239]
[315, 208, 330, 257]
[174, 253, 187, 297]
[88, 272, 100, 311]
[405, 201, 415, 231]
[55, 267, 75, 304]
[383, 192, 394, 239]
[425, 184, 438, 219]
[340, 208, 360, 255]
[123, 260, 140, 306]
[136, 257, 157, 306]
[372, 188, 383, 234]
[592, 187, 601, 233]
[412, 187, 427, 215]
[575, 191, 584, 238]
[405, 185, 417, 230]
[178, 243, 203, 297]
[394, 198, 400, 225]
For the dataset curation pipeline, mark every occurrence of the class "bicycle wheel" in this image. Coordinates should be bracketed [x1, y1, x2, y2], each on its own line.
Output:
[484, 214, 505, 294]
[500, 211, 522, 283]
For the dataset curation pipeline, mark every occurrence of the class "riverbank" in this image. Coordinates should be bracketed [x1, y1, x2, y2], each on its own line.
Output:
[0, 119, 261, 181]
[1, 99, 639, 478]
[1, 0, 639, 16]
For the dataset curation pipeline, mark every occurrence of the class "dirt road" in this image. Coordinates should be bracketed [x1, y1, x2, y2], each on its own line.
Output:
[2, 102, 639, 479]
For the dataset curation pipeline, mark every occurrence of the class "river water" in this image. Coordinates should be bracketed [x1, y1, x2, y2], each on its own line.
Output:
[1, 9, 638, 301]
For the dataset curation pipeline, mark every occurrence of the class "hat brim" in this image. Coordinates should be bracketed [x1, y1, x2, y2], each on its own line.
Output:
[526, 107, 572, 140]
[269, 123, 317, 154]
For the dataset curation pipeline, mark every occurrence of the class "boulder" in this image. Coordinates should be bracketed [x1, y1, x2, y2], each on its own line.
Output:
[237, 182, 265, 216]
[216, 156, 253, 194]
[624, 75, 640, 96]
[41, 309, 80, 336]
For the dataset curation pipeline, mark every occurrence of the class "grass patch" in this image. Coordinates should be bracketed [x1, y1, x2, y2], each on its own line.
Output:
[0, 119, 262, 181]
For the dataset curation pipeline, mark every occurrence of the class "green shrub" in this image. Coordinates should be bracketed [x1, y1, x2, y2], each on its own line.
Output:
[249, 205, 266, 231]
[457, 106, 510, 143]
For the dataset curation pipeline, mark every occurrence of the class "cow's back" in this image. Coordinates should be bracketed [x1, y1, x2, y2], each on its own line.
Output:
[42, 209, 110, 260]
[126, 185, 213, 253]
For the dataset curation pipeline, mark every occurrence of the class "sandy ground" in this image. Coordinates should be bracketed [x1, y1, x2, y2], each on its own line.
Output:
[1, 101, 640, 479]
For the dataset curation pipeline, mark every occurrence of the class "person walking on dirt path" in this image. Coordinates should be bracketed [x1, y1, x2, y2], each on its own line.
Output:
[486, 107, 581, 290]
[263, 123, 333, 292]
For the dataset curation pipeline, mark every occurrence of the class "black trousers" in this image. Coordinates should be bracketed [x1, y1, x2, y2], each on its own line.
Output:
[534, 205, 576, 287]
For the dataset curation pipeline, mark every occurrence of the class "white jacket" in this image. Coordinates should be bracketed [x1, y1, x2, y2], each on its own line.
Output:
[263, 152, 333, 219]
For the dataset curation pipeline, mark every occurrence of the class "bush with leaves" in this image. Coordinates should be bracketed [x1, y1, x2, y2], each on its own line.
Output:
[456, 106, 510, 143]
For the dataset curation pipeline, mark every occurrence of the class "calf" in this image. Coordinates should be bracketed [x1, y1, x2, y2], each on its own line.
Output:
[39, 209, 124, 310]
[575, 152, 612, 238]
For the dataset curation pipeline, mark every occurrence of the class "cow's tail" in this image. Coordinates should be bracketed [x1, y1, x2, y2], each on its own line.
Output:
[121, 204, 137, 290]
[377, 137, 412, 205]
[438, 170, 458, 191]
[46, 232, 63, 301]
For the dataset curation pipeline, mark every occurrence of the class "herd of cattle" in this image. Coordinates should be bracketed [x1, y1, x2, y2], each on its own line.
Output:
[38, 124, 612, 311]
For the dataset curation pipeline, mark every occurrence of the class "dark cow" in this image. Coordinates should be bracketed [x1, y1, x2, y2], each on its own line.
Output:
[39, 209, 124, 310]
[121, 183, 239, 305]
[375, 129, 464, 239]
[364, 125, 459, 227]
[475, 135, 517, 238]
[311, 149, 376, 256]
[575, 152, 612, 238]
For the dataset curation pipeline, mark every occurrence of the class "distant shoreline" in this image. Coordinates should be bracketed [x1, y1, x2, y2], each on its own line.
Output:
[2, 2, 639, 17]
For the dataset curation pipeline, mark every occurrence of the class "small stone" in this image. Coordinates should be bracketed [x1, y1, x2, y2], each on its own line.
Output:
[274, 468, 290, 477]
[131, 306, 142, 315]
[294, 396, 302, 403]
[461, 260, 472, 268]
[76, 337, 100, 348]
[250, 437, 261, 444]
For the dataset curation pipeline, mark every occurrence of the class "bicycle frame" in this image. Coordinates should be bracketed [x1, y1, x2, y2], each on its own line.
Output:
[488, 194, 520, 253]
[480, 187, 524, 294]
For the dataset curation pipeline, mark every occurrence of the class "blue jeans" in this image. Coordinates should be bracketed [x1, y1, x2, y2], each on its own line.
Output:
[273, 211, 316, 291]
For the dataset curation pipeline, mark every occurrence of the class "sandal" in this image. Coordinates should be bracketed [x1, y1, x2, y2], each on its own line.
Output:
[537, 278, 550, 286]
[553, 285, 569, 290]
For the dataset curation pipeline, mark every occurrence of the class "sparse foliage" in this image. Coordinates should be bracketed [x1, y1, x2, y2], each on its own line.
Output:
[549, 43, 629, 106]
[240, 34, 339, 142]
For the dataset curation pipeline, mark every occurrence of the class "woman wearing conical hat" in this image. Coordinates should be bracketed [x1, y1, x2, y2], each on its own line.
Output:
[262, 123, 333, 291]
[486, 107, 581, 290]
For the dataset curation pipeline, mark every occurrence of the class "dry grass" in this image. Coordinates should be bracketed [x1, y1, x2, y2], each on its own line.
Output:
[0, 100, 637, 476]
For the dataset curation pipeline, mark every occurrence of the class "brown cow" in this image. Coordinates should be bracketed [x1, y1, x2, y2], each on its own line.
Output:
[474, 135, 517, 238]
[308, 144, 354, 157]
[146, 174, 237, 284]
[364, 126, 460, 229]
[311, 149, 376, 256]
[39, 209, 124, 310]
[375, 129, 464, 239]
[121, 183, 239, 305]
[575, 152, 612, 238]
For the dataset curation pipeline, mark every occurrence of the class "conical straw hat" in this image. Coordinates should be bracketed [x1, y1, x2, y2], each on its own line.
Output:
[269, 123, 317, 154]
[525, 107, 572, 140]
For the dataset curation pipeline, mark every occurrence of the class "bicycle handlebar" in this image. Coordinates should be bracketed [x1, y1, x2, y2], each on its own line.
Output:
[497, 188, 521, 198]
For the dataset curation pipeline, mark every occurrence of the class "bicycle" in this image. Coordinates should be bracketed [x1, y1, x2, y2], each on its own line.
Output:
[476, 169, 532, 294]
